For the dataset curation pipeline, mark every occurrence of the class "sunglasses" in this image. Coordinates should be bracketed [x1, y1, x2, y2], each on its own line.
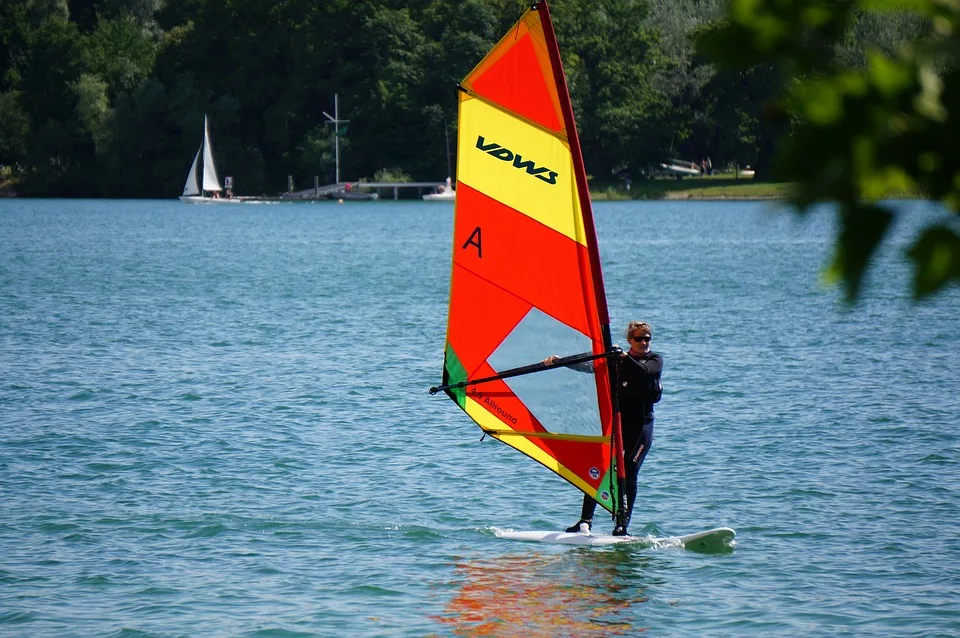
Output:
[631, 334, 652, 342]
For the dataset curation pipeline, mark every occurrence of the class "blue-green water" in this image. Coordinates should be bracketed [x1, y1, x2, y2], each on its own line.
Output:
[1, 198, 958, 636]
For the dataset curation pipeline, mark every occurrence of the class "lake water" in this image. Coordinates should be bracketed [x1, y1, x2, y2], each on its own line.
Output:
[1, 198, 958, 636]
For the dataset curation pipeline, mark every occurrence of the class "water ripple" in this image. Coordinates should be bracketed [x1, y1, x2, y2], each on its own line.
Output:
[0, 199, 957, 635]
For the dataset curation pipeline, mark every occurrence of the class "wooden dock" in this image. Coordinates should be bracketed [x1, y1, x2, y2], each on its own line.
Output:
[281, 181, 447, 201]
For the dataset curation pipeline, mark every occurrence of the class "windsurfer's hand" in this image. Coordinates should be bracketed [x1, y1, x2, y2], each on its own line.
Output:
[543, 355, 559, 365]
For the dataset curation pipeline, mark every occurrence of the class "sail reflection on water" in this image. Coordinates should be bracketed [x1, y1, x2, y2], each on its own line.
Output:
[436, 553, 651, 636]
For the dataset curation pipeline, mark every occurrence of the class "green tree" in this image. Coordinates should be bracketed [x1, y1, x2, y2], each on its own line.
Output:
[0, 90, 29, 164]
[552, 0, 672, 178]
[692, 61, 785, 175]
[643, 0, 725, 167]
[415, 0, 521, 179]
[73, 72, 111, 153]
[0, 1, 29, 92]
[16, 12, 91, 195]
[82, 13, 158, 98]
[305, 2, 430, 182]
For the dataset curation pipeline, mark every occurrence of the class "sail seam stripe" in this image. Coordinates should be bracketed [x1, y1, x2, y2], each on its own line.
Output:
[484, 429, 609, 442]
[458, 88, 569, 142]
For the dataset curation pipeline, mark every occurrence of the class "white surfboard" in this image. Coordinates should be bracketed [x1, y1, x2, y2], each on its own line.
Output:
[495, 526, 735, 550]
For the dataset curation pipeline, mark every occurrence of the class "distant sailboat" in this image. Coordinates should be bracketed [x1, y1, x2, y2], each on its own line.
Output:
[423, 176, 455, 201]
[180, 115, 241, 204]
[424, 123, 456, 202]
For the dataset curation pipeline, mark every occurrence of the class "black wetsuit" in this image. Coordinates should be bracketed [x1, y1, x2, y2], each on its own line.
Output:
[577, 351, 663, 529]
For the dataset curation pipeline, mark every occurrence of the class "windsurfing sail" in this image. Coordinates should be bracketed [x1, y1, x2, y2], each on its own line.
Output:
[433, 1, 625, 517]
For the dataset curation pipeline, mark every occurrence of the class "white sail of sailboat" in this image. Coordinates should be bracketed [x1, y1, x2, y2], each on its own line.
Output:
[182, 149, 201, 197]
[180, 115, 238, 204]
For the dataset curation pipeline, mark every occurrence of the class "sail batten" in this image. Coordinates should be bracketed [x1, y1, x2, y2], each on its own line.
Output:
[458, 88, 572, 141]
[480, 431, 609, 443]
[438, 1, 620, 514]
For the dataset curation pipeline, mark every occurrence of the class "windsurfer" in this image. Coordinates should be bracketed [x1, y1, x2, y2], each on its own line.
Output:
[545, 321, 663, 536]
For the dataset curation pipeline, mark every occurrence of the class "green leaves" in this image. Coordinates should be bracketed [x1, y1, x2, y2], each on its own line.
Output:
[703, 0, 960, 300]
[825, 203, 893, 300]
[81, 14, 158, 97]
[909, 223, 960, 297]
[73, 73, 112, 154]
[700, 0, 858, 72]
[0, 91, 28, 162]
[553, 0, 669, 177]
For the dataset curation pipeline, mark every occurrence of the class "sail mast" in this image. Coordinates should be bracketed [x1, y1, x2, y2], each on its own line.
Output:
[536, 1, 610, 327]
[536, 0, 626, 526]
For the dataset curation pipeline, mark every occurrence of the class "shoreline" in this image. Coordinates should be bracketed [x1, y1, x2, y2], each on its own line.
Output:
[0, 181, 922, 202]
[0, 173, 789, 200]
[0, 193, 790, 201]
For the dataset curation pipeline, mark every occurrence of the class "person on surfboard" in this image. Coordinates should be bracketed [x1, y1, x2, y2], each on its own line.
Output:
[545, 321, 663, 536]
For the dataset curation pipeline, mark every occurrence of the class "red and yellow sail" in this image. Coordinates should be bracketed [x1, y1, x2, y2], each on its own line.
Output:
[439, 2, 619, 512]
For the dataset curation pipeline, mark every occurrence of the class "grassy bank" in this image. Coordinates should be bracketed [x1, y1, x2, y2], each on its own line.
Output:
[590, 173, 793, 201]
[0, 165, 15, 197]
